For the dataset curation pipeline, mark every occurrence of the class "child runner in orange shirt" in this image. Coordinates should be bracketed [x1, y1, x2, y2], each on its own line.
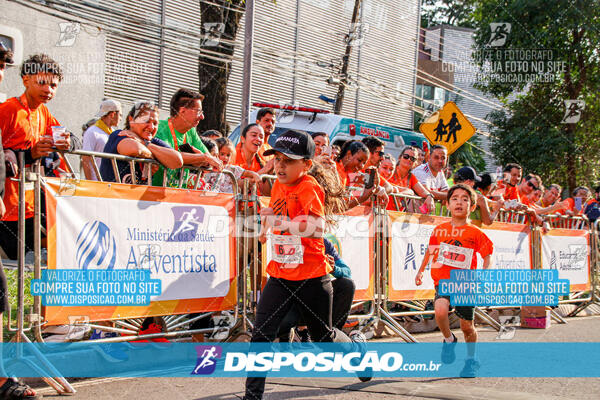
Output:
[244, 129, 355, 400]
[415, 183, 493, 378]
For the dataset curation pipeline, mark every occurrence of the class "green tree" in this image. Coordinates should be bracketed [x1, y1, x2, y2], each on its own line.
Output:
[471, 0, 600, 192]
[421, 0, 476, 28]
[197, 0, 245, 135]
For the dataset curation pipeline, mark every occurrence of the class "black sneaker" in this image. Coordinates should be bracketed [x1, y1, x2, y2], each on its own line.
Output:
[460, 358, 481, 378]
[441, 333, 457, 364]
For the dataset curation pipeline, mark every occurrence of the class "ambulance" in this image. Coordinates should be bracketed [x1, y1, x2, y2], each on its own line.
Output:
[229, 103, 427, 159]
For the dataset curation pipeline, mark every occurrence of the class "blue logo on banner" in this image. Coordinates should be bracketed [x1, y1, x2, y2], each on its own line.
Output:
[168, 206, 206, 242]
[75, 221, 117, 270]
[192, 345, 222, 375]
[404, 243, 416, 270]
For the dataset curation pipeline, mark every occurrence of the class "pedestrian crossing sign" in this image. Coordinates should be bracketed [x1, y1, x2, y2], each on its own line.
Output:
[419, 101, 476, 155]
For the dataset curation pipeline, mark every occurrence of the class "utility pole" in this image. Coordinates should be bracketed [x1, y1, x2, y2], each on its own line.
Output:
[241, 0, 255, 128]
[334, 0, 362, 115]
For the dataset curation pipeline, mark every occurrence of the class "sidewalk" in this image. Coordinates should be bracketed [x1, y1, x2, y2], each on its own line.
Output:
[33, 315, 600, 400]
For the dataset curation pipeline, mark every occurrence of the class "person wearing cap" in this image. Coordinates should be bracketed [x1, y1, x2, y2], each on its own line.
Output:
[81, 99, 122, 180]
[453, 166, 502, 225]
[246, 129, 358, 399]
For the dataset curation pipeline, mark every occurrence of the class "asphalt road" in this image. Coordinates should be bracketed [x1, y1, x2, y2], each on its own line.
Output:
[34, 315, 600, 400]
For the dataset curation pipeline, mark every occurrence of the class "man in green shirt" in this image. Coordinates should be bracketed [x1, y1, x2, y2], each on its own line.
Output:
[152, 88, 223, 187]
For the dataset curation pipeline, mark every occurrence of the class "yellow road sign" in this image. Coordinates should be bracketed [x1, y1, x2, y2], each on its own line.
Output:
[419, 101, 476, 154]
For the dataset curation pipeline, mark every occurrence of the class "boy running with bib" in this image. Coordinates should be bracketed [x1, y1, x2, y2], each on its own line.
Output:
[415, 184, 493, 378]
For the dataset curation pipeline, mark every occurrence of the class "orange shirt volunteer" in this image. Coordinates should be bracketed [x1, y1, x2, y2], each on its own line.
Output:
[428, 222, 494, 285]
[234, 142, 265, 173]
[0, 94, 60, 221]
[266, 175, 332, 280]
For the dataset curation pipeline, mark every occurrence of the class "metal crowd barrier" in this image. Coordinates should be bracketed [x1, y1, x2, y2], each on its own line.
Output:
[5, 151, 600, 390]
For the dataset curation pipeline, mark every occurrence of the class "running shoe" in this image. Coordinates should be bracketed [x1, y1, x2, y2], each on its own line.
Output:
[441, 333, 457, 364]
[459, 358, 481, 378]
[349, 330, 372, 382]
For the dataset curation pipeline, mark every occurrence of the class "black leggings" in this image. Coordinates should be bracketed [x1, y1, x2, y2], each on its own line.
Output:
[245, 275, 350, 399]
[277, 277, 356, 341]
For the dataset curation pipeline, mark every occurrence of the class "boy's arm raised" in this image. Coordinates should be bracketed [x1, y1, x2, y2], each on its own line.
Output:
[415, 248, 431, 286]
[482, 254, 492, 269]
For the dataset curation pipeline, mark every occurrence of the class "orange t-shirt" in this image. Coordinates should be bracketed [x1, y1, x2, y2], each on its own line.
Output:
[234, 142, 265, 173]
[0, 95, 60, 221]
[428, 222, 494, 286]
[335, 161, 348, 187]
[266, 175, 332, 280]
[389, 171, 418, 189]
[503, 185, 520, 201]
[258, 141, 272, 159]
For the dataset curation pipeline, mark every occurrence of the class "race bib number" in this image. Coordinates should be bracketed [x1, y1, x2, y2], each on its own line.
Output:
[437, 243, 473, 269]
[272, 235, 304, 266]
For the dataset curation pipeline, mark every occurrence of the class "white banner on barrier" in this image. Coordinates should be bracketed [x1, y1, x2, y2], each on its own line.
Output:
[541, 233, 589, 289]
[482, 228, 531, 270]
[328, 215, 371, 292]
[390, 222, 435, 293]
[55, 196, 232, 301]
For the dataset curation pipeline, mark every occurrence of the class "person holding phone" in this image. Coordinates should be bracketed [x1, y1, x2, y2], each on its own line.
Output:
[152, 88, 223, 187]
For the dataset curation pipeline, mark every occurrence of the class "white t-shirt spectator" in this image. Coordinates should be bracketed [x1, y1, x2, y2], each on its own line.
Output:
[412, 163, 449, 191]
[82, 121, 113, 180]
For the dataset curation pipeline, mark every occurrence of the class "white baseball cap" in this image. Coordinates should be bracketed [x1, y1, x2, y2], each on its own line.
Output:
[95, 99, 122, 118]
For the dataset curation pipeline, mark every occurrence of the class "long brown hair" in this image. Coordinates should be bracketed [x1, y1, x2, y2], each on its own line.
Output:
[308, 162, 347, 228]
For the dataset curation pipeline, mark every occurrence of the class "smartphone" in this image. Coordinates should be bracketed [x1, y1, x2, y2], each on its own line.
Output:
[574, 197, 583, 212]
[178, 143, 195, 153]
[364, 168, 377, 189]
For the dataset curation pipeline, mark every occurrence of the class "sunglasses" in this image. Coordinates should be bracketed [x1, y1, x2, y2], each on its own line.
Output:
[376, 151, 385, 157]
[401, 154, 416, 162]
[527, 181, 539, 191]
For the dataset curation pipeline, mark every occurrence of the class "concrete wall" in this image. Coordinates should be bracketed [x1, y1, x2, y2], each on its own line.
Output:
[0, 0, 105, 139]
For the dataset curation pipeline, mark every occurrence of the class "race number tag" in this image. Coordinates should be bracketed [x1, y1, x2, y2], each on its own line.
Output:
[272, 235, 304, 266]
[437, 243, 473, 269]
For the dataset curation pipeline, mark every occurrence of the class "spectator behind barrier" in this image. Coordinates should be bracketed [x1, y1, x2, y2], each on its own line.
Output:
[311, 132, 335, 170]
[99, 101, 182, 184]
[0, 48, 46, 399]
[233, 123, 271, 195]
[562, 186, 592, 216]
[388, 146, 434, 213]
[584, 186, 600, 223]
[497, 163, 522, 200]
[201, 137, 218, 157]
[81, 99, 122, 180]
[152, 88, 222, 187]
[334, 140, 370, 187]
[0, 53, 71, 260]
[255, 107, 277, 174]
[412, 144, 449, 201]
[202, 137, 260, 194]
[201, 129, 223, 140]
[516, 173, 542, 206]
[378, 154, 395, 181]
[360, 136, 395, 195]
[474, 173, 496, 198]
[454, 166, 502, 225]
[331, 144, 341, 160]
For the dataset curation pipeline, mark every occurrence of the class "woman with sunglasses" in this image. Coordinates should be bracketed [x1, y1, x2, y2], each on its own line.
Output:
[388, 146, 434, 212]
[100, 101, 183, 184]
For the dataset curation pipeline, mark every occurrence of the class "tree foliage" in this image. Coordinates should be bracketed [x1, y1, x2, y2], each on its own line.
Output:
[470, 0, 600, 192]
[421, 0, 476, 28]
